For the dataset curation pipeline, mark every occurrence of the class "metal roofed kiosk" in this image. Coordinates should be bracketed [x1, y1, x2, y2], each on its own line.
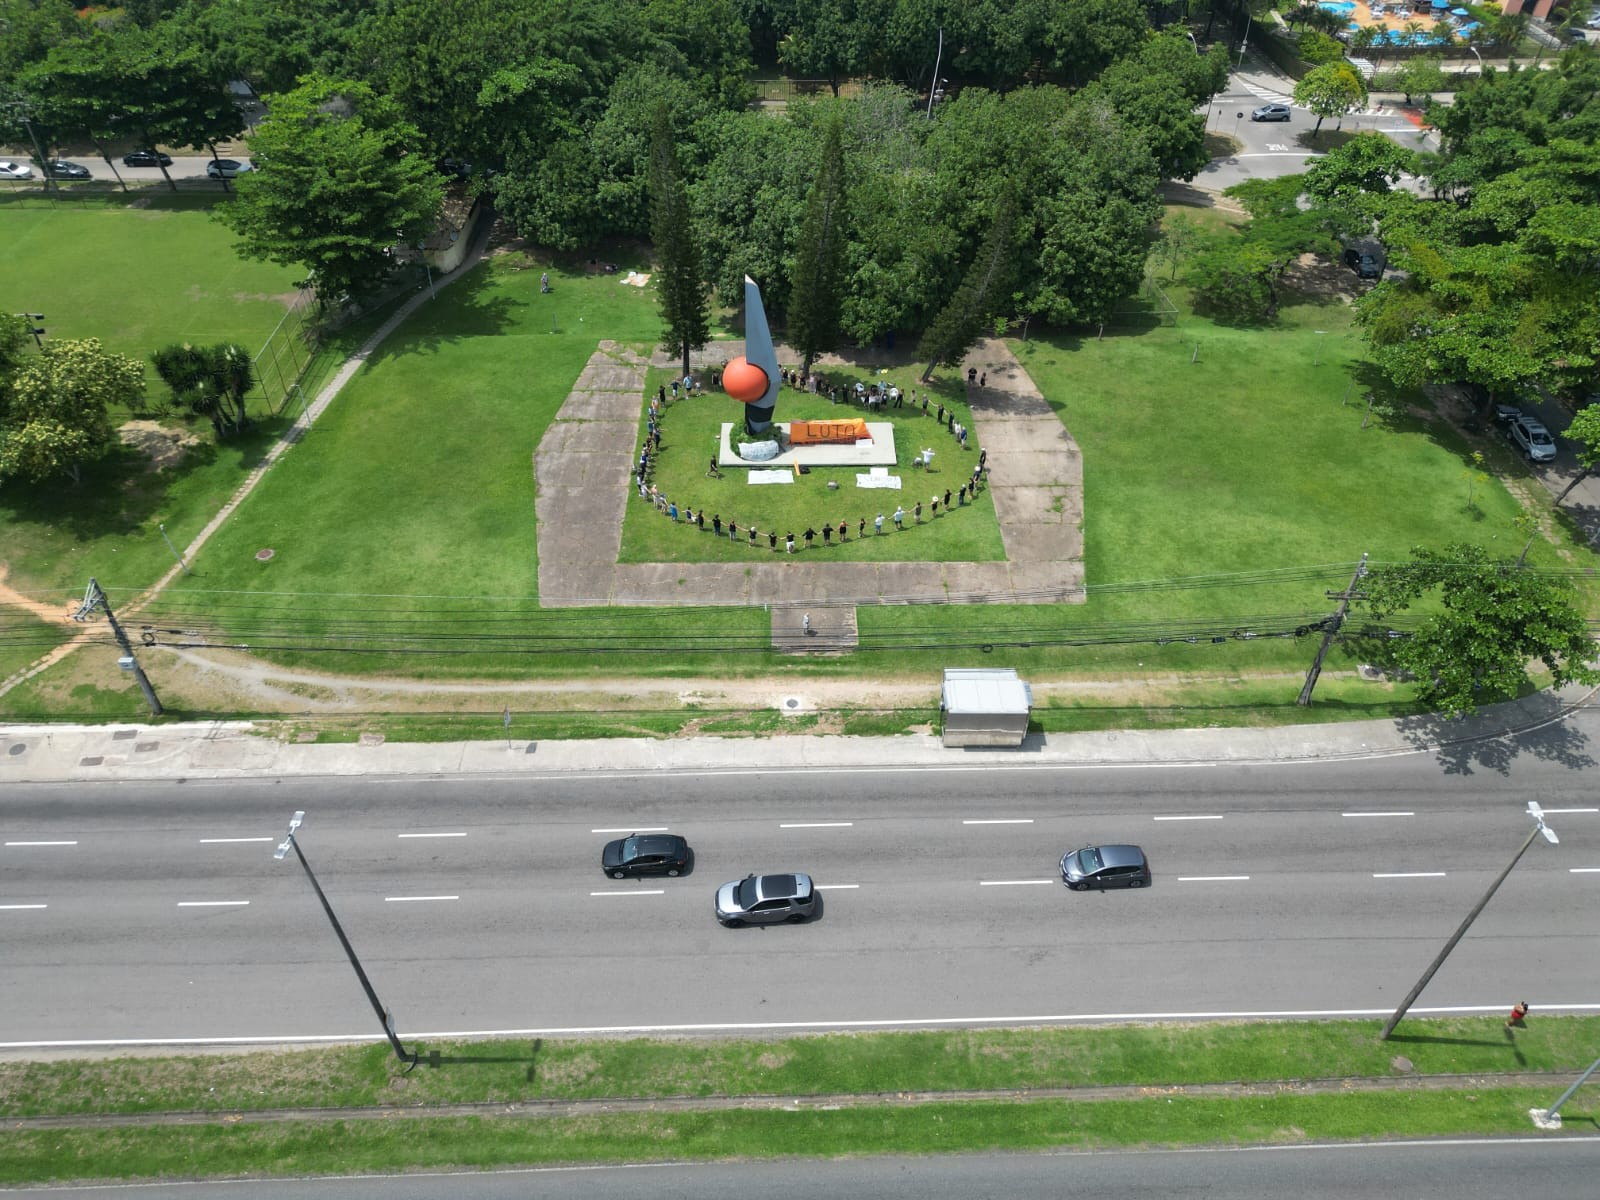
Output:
[940, 668, 1033, 748]
[723, 275, 782, 435]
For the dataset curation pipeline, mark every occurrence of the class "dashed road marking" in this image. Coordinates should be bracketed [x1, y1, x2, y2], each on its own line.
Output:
[384, 895, 459, 903]
[177, 900, 250, 908]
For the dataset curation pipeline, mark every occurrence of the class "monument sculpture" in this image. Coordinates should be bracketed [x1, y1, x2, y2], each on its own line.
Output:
[722, 276, 781, 436]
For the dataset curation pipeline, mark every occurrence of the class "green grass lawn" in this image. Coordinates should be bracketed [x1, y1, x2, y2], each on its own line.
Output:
[3, 1017, 1596, 1185]
[621, 367, 1000, 562]
[8, 205, 1596, 713]
[0, 192, 301, 361]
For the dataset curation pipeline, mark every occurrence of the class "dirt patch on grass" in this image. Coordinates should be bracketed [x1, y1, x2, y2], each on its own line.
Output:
[118, 421, 204, 472]
[1280, 253, 1363, 305]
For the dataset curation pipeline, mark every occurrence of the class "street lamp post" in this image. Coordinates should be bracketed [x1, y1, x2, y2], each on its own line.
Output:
[1379, 802, 1559, 1041]
[1238, 13, 1253, 68]
[158, 523, 192, 576]
[1531, 1054, 1600, 1130]
[275, 811, 419, 1068]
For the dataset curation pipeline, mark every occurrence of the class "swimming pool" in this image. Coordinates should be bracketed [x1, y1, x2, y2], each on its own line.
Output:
[1319, 1, 1357, 13]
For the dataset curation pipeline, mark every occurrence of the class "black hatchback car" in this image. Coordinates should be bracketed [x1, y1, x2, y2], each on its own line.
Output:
[601, 833, 691, 879]
[1060, 844, 1151, 891]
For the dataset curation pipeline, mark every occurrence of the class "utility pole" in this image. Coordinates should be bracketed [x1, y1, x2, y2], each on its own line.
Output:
[1380, 803, 1559, 1041]
[275, 812, 419, 1068]
[1297, 553, 1368, 706]
[927, 27, 944, 118]
[72, 578, 163, 716]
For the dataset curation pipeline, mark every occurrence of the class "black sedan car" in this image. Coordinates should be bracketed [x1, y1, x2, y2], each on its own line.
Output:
[122, 150, 173, 168]
[1060, 844, 1151, 891]
[46, 160, 91, 179]
[601, 833, 691, 879]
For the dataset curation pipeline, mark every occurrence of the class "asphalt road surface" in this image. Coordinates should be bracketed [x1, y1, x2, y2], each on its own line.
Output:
[7, 1139, 1598, 1199]
[3, 722, 1597, 1049]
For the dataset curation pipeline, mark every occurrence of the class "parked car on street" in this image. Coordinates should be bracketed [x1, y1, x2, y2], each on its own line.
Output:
[601, 833, 691, 879]
[715, 872, 816, 926]
[1251, 104, 1292, 122]
[1060, 844, 1152, 891]
[45, 160, 91, 179]
[1508, 415, 1558, 463]
[0, 159, 34, 180]
[122, 149, 173, 167]
[206, 158, 252, 179]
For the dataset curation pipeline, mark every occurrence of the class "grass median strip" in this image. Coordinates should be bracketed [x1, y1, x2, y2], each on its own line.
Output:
[5, 1017, 1598, 1118]
[0, 1088, 1582, 1187]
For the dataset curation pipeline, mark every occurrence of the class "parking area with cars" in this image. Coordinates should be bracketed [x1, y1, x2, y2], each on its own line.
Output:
[1494, 403, 1560, 463]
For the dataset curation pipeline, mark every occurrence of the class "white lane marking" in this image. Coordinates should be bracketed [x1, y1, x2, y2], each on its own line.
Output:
[30, 1004, 1600, 1050]
[590, 889, 665, 897]
[1373, 872, 1446, 879]
[177, 900, 250, 908]
[1153, 815, 1223, 822]
[781, 822, 853, 828]
[1545, 808, 1599, 814]
[0, 904, 48, 910]
[1178, 876, 1250, 882]
[384, 895, 459, 903]
[814, 884, 859, 891]
[5, 840, 78, 847]
[1570, 867, 1600, 873]
[199, 837, 274, 844]
[979, 879, 1053, 887]
[397, 832, 467, 839]
[1343, 811, 1414, 818]
[962, 818, 1033, 825]
[591, 827, 668, 834]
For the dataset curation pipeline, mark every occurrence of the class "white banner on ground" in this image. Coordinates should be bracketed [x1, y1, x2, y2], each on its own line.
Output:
[747, 469, 793, 484]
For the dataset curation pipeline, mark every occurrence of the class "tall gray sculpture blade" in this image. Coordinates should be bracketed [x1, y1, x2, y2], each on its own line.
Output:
[740, 275, 780, 434]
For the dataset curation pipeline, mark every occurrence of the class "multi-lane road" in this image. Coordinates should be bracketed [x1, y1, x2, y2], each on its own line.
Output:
[3, 734, 1597, 1049]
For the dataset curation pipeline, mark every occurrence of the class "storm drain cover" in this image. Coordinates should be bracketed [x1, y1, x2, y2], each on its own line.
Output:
[8, 743, 27, 756]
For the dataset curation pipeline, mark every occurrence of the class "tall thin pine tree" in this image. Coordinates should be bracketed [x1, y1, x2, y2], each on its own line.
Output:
[918, 184, 1020, 382]
[788, 117, 849, 377]
[648, 103, 710, 379]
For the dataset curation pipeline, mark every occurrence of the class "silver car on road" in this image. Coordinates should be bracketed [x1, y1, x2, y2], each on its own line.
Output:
[715, 872, 817, 926]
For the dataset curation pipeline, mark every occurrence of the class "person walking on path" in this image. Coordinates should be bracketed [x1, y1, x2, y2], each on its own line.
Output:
[786, 532, 795, 553]
[802, 612, 812, 636]
[1506, 1001, 1530, 1032]
[936, 402, 944, 425]
[857, 517, 866, 539]
[804, 526, 816, 548]
[668, 502, 678, 522]
[839, 519, 848, 542]
[914, 501, 923, 523]
[893, 505, 904, 529]
[749, 524, 757, 546]
[943, 488, 951, 510]
[713, 514, 723, 535]
[822, 524, 832, 545]
[707, 456, 722, 478]
[875, 512, 885, 535]
[769, 530, 778, 551]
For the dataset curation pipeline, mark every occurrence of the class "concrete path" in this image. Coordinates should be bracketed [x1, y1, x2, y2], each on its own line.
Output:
[534, 338, 1084, 622]
[2, 682, 1592, 784]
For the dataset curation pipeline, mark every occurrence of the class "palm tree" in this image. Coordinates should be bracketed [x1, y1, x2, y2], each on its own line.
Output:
[1352, 24, 1388, 71]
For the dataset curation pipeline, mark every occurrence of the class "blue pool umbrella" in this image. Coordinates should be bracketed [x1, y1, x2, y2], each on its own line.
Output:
[1430, 0, 1447, 7]
[1451, 6, 1468, 12]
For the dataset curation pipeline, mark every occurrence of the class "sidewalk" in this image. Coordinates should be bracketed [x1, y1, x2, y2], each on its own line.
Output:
[2, 685, 1592, 784]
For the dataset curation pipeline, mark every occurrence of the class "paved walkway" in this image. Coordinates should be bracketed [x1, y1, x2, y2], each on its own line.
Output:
[3, 683, 1592, 784]
[534, 338, 1084, 620]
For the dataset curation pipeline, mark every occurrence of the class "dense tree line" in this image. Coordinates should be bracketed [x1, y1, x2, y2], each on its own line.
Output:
[3, 1, 1224, 335]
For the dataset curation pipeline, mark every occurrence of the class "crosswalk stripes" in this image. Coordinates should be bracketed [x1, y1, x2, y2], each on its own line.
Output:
[1236, 79, 1294, 107]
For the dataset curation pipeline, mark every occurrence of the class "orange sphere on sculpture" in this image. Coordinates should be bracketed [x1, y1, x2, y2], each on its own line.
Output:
[722, 356, 770, 404]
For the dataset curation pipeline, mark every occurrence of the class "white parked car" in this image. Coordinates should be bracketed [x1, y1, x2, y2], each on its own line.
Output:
[0, 159, 34, 180]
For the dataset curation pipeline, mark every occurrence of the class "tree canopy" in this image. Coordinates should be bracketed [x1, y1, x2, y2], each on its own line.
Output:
[0, 339, 144, 487]
[1360, 544, 1600, 717]
[213, 75, 443, 305]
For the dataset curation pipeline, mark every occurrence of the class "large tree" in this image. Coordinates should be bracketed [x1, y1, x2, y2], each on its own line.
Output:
[213, 75, 443, 305]
[0, 339, 144, 487]
[1361, 543, 1600, 717]
[787, 116, 849, 376]
[918, 182, 1020, 381]
[1293, 62, 1368, 137]
[648, 102, 710, 378]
